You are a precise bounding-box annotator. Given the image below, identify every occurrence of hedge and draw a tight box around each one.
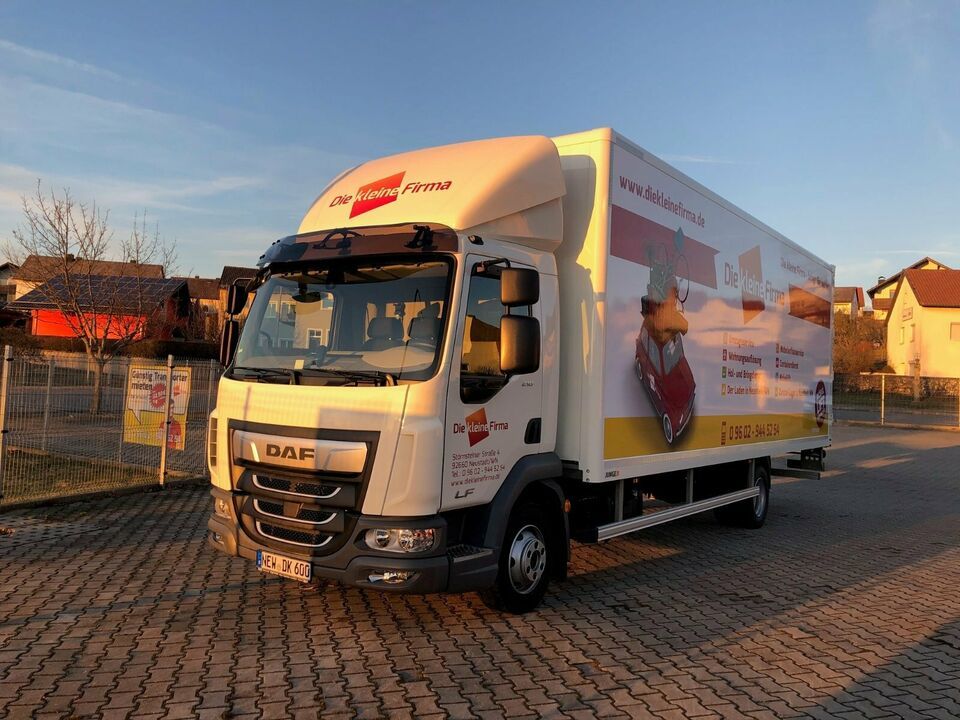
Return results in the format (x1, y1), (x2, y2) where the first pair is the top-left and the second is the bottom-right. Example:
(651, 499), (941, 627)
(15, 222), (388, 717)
(0, 330), (218, 360)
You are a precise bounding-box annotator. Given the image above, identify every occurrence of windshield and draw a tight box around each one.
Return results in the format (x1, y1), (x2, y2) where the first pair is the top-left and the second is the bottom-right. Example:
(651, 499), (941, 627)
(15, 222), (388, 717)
(662, 334), (685, 375)
(233, 256), (453, 384)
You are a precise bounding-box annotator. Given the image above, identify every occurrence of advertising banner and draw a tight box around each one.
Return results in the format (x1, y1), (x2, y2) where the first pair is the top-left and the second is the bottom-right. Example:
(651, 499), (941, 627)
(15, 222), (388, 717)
(122, 364), (192, 450)
(604, 146), (832, 460)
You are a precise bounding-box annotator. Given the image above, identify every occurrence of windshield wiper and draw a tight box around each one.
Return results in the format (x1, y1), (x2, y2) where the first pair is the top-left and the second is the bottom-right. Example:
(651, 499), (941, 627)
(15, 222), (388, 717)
(298, 367), (398, 386)
(230, 366), (296, 383)
(231, 365), (398, 387)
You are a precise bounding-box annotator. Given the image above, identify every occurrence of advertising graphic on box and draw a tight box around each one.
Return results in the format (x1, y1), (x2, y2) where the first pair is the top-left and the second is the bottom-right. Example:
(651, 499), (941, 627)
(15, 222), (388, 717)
(605, 146), (833, 459)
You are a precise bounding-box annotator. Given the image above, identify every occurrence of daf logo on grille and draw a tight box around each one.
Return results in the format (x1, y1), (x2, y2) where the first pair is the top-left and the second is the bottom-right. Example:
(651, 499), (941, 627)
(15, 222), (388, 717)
(266, 443), (316, 462)
(234, 430), (368, 473)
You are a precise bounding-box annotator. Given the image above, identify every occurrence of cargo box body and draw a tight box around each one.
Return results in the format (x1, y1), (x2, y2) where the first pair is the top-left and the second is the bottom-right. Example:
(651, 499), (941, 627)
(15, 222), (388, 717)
(553, 129), (834, 484)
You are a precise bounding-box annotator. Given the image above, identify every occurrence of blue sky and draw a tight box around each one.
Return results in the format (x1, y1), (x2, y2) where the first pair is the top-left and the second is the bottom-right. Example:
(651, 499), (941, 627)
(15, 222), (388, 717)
(1, 1), (958, 296)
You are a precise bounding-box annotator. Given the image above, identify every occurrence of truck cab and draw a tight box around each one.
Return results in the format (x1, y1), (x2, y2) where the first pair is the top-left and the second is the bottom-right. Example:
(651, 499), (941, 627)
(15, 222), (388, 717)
(208, 136), (567, 612)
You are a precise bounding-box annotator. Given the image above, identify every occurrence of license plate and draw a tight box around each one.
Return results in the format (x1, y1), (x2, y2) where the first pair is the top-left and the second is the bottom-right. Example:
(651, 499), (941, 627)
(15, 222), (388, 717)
(256, 549), (311, 583)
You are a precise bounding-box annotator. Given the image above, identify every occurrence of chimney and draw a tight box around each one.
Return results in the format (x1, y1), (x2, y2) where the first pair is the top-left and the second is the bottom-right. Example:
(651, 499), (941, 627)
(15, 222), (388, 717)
(66, 253), (75, 262)
(877, 276), (885, 285)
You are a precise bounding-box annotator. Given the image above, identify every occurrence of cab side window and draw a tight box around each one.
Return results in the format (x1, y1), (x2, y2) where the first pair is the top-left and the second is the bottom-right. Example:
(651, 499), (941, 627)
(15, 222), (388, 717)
(460, 263), (529, 403)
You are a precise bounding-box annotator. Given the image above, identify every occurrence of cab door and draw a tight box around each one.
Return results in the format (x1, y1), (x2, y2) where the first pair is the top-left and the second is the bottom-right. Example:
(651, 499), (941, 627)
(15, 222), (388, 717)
(441, 255), (543, 510)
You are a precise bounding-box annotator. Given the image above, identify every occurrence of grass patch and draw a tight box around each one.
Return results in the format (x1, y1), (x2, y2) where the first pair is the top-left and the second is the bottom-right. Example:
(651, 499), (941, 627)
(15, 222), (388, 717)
(1, 448), (159, 505)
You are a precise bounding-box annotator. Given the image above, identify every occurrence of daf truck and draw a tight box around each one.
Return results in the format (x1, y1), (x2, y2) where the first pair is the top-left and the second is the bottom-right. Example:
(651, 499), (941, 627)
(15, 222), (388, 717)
(208, 129), (834, 613)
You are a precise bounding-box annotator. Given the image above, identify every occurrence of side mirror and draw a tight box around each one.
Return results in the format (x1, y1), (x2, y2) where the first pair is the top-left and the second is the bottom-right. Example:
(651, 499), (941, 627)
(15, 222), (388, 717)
(226, 283), (249, 316)
(500, 315), (540, 375)
(219, 318), (240, 367)
(500, 268), (539, 307)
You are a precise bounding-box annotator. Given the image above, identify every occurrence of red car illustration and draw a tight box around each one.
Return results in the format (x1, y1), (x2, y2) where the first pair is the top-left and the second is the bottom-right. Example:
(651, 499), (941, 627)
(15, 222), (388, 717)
(635, 320), (696, 444)
(635, 229), (696, 444)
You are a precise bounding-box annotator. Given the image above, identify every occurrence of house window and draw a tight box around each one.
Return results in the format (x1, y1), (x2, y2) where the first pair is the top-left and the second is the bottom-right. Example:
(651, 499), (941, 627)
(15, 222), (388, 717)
(910, 324), (915, 341)
(899, 327), (904, 345)
(951, 323), (960, 341)
(308, 328), (324, 347)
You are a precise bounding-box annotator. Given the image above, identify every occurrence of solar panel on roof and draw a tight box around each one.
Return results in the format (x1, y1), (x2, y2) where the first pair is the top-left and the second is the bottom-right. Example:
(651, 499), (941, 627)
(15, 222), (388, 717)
(8, 275), (186, 314)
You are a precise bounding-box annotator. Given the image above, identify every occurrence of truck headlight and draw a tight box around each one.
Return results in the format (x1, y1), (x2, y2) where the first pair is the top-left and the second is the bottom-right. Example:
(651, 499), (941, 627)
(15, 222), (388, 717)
(214, 497), (231, 519)
(364, 528), (437, 553)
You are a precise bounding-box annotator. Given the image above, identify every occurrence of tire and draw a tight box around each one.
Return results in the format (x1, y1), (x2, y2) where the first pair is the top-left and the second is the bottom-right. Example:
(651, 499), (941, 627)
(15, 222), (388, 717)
(662, 414), (674, 444)
(715, 463), (770, 529)
(480, 503), (554, 614)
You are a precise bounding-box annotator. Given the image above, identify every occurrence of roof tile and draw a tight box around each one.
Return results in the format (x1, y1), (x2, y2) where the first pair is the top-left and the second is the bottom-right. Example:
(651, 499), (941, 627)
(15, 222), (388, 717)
(904, 269), (960, 308)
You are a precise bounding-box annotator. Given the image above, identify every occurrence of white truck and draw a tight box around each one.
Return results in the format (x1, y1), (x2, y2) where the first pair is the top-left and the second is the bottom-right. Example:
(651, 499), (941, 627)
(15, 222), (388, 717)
(208, 129), (833, 613)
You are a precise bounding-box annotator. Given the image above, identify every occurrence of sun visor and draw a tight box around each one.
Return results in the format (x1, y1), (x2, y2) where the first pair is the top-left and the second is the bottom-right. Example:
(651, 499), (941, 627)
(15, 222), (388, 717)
(298, 135), (566, 251)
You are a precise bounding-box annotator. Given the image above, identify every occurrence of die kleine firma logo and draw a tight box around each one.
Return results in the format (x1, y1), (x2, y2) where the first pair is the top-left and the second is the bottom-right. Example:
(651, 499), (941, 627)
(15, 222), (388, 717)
(453, 408), (509, 447)
(327, 171), (453, 219)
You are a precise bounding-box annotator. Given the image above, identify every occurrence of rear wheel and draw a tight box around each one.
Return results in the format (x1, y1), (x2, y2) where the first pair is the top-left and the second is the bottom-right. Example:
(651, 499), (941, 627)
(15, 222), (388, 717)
(481, 503), (553, 614)
(715, 463), (770, 528)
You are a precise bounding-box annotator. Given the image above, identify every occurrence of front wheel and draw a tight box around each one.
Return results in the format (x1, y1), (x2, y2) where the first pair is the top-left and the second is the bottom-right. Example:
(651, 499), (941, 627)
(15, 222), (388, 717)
(662, 414), (675, 444)
(481, 504), (553, 614)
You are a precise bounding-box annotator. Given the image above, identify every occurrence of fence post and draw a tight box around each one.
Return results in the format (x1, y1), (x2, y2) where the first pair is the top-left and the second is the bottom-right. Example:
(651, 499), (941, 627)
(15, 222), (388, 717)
(0, 346), (13, 502)
(117, 358), (129, 463)
(158, 354), (174, 487)
(880, 374), (885, 426)
(41, 357), (54, 452)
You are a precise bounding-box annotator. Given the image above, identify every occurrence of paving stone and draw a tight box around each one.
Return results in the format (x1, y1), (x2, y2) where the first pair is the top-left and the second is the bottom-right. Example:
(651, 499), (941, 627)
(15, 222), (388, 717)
(2, 425), (960, 719)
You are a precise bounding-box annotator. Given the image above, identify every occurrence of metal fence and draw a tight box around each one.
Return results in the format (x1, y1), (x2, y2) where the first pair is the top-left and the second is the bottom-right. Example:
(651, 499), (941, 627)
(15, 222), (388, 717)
(834, 372), (960, 428)
(0, 348), (220, 507)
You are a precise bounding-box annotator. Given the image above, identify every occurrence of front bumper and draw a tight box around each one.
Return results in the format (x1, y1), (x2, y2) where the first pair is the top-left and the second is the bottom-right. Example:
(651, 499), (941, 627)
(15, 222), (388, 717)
(207, 489), (497, 594)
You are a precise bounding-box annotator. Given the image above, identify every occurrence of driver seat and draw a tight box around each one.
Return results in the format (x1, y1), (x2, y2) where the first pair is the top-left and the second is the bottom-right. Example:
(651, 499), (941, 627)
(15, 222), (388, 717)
(364, 317), (403, 350)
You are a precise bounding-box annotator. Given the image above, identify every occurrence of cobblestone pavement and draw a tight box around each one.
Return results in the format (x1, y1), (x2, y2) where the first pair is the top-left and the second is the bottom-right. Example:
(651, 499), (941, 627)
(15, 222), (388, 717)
(1, 424), (959, 719)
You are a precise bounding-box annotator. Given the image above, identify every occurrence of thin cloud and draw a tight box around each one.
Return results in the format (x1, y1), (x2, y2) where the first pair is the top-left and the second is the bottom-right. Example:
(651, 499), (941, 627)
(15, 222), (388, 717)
(873, 249), (960, 257)
(0, 162), (263, 214)
(0, 76), (222, 132)
(0, 38), (126, 83)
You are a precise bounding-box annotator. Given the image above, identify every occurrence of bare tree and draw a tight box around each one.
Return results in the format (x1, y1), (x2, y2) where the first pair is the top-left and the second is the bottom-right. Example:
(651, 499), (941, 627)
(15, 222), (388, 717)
(833, 311), (886, 375)
(7, 183), (178, 413)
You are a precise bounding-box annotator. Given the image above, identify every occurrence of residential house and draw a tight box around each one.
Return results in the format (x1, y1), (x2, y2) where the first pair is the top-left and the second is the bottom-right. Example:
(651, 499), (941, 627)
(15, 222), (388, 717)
(867, 257), (950, 321)
(180, 276), (221, 339)
(885, 269), (960, 377)
(218, 265), (258, 320)
(8, 276), (191, 341)
(0, 262), (20, 305)
(10, 255), (165, 301)
(219, 265), (257, 291)
(833, 286), (864, 316)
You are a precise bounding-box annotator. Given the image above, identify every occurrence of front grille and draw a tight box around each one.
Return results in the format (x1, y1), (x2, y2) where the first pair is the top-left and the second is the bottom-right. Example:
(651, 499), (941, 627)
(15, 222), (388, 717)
(253, 499), (337, 526)
(229, 424), (378, 557)
(256, 522), (333, 548)
(253, 474), (342, 499)
(298, 507), (336, 524)
(255, 499), (283, 515)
